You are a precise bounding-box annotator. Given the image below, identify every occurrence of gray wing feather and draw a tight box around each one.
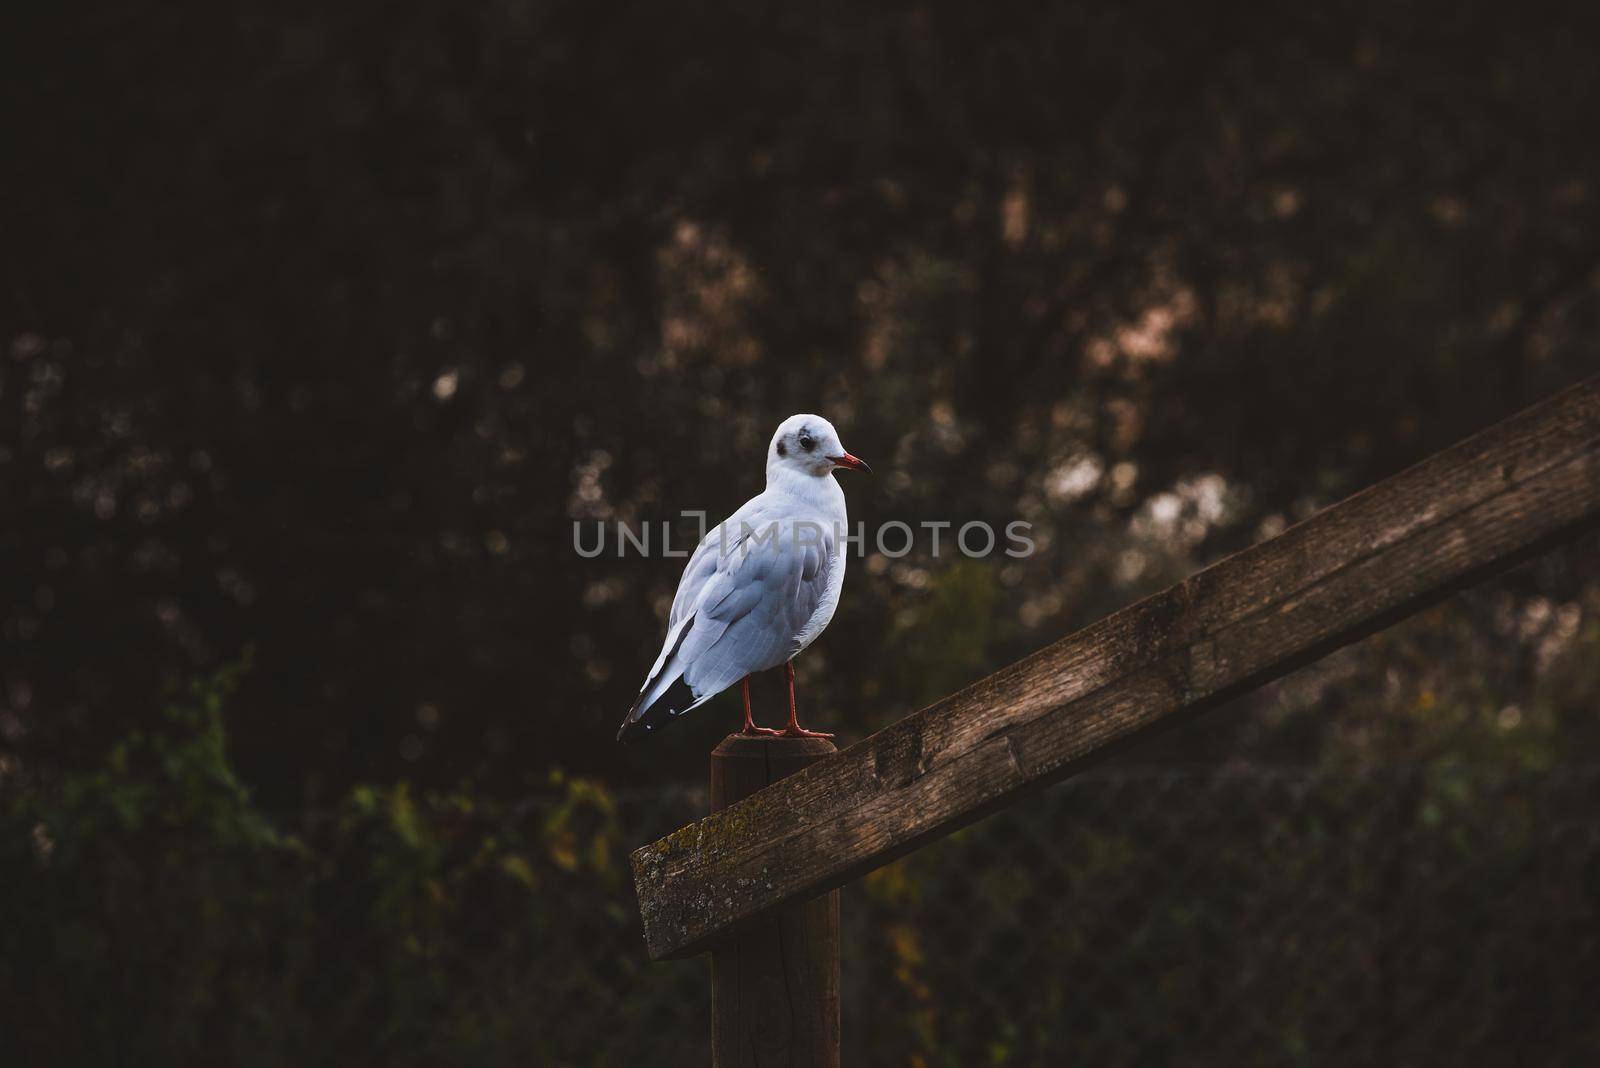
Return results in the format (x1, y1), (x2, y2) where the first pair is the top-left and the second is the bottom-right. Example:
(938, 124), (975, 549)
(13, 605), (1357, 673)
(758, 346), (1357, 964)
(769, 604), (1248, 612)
(623, 506), (835, 736)
(677, 517), (834, 699)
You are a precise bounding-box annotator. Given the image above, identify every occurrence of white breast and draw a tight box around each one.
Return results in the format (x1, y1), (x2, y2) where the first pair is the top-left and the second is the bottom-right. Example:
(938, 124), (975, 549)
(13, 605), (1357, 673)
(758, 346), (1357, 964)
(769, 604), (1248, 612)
(764, 466), (848, 659)
(791, 530), (845, 657)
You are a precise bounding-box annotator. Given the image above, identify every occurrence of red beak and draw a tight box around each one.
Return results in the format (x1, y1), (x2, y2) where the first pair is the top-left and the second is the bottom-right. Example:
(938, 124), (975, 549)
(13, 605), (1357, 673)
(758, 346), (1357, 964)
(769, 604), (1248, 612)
(829, 451), (872, 474)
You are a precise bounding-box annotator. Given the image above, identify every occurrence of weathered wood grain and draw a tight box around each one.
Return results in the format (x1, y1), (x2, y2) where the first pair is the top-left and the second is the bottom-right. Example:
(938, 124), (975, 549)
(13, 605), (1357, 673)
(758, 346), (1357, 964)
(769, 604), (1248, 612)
(632, 375), (1600, 961)
(709, 734), (839, 1067)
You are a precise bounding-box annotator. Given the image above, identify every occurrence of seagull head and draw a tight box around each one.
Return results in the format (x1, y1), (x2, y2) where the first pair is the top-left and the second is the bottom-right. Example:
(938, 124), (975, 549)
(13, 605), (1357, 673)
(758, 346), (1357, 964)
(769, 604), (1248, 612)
(768, 414), (871, 479)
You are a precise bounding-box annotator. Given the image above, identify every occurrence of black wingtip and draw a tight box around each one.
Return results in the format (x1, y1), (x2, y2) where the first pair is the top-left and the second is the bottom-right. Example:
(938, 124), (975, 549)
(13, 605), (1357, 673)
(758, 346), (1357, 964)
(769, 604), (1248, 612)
(616, 675), (698, 744)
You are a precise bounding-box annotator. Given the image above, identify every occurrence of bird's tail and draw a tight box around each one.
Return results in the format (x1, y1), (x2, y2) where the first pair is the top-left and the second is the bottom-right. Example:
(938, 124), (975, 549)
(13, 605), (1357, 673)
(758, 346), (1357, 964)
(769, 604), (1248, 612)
(617, 618), (705, 743)
(616, 673), (700, 743)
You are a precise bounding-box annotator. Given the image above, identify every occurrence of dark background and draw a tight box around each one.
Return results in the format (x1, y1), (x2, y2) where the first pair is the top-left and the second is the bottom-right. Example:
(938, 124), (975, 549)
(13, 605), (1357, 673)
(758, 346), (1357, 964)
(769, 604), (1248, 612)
(3, 1), (1598, 1063)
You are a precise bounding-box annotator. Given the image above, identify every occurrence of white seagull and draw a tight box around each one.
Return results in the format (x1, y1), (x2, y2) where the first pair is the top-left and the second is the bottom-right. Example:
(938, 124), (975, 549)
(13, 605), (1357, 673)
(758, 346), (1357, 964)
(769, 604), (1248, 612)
(616, 414), (870, 742)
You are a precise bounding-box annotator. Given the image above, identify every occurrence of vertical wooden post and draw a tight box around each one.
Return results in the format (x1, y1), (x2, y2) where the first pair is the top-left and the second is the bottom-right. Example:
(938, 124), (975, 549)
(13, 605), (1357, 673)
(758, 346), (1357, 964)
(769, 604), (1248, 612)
(710, 733), (840, 1068)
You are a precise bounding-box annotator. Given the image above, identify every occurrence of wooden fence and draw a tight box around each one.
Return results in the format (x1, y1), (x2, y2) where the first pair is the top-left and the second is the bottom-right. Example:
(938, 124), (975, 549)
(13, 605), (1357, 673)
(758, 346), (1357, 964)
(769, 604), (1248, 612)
(630, 374), (1600, 1064)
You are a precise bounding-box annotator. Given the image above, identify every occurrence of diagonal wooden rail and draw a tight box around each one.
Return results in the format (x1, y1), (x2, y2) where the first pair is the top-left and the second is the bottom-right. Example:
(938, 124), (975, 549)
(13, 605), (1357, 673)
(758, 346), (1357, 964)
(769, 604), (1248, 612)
(632, 375), (1600, 961)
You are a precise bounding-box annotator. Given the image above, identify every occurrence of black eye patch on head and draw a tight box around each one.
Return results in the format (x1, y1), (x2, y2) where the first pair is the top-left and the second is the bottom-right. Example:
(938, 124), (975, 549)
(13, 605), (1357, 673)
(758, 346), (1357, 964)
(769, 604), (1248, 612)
(798, 430), (815, 451)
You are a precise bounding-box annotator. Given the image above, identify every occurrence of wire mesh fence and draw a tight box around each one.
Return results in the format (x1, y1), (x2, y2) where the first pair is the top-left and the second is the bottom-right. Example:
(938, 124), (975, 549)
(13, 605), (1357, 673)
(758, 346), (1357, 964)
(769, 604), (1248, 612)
(566, 763), (1600, 1066)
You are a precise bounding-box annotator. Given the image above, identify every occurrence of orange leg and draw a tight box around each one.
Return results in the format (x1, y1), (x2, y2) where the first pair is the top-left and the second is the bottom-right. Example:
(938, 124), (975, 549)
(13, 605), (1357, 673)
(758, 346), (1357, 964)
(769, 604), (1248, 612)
(741, 675), (780, 736)
(782, 661), (834, 738)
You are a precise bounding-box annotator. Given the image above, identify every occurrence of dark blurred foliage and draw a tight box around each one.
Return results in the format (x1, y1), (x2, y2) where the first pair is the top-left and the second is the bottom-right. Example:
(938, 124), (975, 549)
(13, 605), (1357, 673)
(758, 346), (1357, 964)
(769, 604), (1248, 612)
(3, 0), (1600, 1061)
(0, 666), (703, 1066)
(5, 0), (1598, 800)
(1, 611), (1596, 1065)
